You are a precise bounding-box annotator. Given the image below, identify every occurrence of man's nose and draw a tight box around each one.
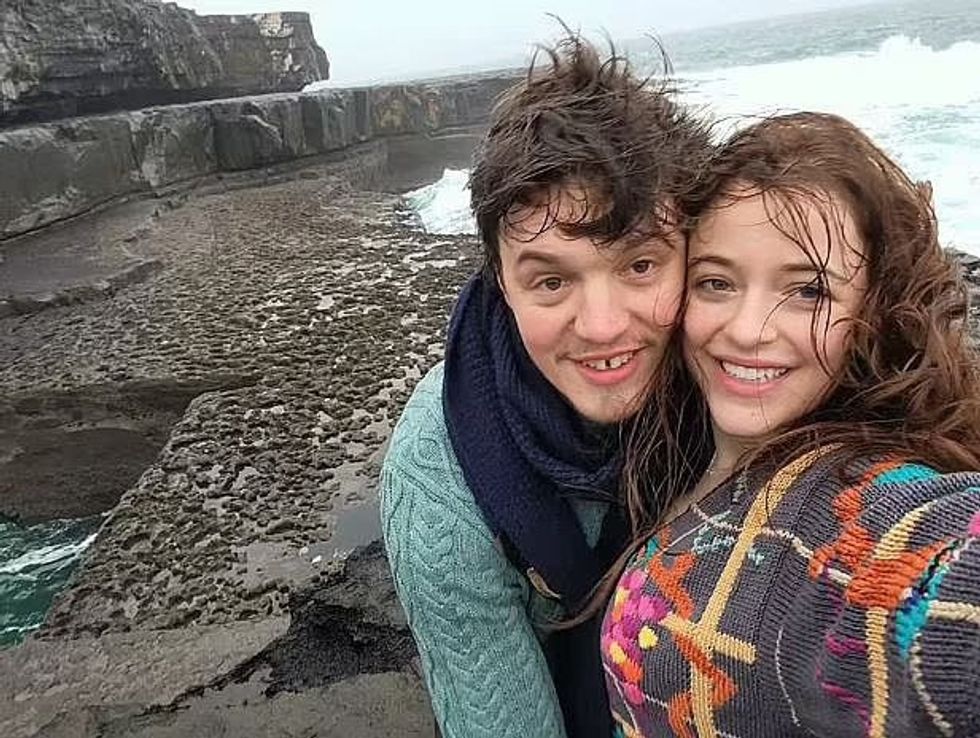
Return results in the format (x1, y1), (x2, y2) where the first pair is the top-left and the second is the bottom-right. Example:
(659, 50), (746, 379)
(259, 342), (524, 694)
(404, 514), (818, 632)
(574, 282), (629, 344)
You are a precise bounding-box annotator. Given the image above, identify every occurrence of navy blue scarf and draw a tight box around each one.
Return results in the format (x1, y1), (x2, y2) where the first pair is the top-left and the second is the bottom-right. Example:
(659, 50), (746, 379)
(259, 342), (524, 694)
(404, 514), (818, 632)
(443, 273), (627, 607)
(443, 273), (627, 737)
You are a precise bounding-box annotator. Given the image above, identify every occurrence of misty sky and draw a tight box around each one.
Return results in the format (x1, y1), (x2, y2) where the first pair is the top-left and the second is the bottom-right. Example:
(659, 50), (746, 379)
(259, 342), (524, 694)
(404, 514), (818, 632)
(178, 0), (890, 84)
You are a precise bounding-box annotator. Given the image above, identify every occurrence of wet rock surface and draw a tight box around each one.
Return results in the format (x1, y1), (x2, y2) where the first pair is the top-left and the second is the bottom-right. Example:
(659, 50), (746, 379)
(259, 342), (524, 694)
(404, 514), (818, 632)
(0, 159), (475, 735)
(0, 1), (329, 127)
(1, 545), (431, 738)
(0, 164), (479, 638)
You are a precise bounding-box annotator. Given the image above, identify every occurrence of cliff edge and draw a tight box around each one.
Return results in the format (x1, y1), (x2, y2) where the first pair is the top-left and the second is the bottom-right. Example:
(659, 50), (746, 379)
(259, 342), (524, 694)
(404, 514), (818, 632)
(0, 0), (329, 126)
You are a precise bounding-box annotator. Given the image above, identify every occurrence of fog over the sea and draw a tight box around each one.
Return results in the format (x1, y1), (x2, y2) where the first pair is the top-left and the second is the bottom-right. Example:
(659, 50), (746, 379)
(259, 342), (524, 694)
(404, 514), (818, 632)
(177, 0), (897, 84)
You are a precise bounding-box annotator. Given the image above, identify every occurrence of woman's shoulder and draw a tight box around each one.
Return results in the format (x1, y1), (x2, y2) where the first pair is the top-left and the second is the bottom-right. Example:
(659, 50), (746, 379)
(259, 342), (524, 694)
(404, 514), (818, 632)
(768, 445), (978, 507)
(766, 446), (980, 736)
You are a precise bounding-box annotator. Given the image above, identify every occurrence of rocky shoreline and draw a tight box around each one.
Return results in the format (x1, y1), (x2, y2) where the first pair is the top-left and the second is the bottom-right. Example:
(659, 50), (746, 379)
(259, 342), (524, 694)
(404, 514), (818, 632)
(0, 154), (483, 735)
(2, 29), (980, 728)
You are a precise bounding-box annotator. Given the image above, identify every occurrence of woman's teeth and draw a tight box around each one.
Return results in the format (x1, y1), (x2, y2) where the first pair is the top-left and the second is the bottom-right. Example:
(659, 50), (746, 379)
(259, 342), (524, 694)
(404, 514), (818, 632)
(721, 361), (788, 382)
(583, 351), (635, 371)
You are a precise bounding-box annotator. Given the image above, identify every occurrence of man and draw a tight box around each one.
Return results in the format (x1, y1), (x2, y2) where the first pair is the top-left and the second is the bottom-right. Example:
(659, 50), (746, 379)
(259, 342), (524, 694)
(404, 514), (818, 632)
(381, 33), (712, 738)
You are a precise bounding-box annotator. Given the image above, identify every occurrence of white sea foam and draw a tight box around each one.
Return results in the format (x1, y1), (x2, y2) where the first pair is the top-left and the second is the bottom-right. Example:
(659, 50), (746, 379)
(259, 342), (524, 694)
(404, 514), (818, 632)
(405, 35), (980, 254)
(0, 532), (97, 576)
(680, 34), (980, 252)
(403, 168), (476, 235)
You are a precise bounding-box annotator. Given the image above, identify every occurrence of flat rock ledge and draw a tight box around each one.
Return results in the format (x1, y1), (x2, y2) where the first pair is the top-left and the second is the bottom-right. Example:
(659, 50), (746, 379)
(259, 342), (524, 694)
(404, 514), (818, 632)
(0, 158), (481, 735)
(0, 543), (433, 738)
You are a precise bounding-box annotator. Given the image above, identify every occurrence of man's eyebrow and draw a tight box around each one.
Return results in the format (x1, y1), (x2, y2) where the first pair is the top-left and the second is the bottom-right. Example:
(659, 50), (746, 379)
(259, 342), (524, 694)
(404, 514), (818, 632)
(513, 249), (564, 269)
(690, 253), (848, 283)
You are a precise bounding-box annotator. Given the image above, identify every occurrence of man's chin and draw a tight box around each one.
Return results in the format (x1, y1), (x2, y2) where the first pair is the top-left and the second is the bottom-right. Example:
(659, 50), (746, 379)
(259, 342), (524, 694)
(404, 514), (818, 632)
(569, 393), (640, 425)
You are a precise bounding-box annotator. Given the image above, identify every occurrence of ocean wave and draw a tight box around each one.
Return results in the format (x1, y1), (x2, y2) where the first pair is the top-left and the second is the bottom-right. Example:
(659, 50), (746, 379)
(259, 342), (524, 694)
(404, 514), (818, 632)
(403, 35), (980, 250)
(679, 33), (980, 254)
(0, 532), (97, 576)
(684, 34), (980, 119)
(404, 168), (476, 235)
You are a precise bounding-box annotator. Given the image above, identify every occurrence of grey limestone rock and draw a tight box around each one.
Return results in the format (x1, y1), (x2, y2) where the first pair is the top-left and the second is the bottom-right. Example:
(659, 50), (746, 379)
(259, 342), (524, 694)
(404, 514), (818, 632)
(0, 72), (521, 239)
(0, 0), (329, 127)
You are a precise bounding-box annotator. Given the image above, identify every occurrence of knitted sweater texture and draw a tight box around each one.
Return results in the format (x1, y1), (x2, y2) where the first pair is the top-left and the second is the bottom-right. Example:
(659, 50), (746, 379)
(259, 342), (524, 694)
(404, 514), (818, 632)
(381, 362), (605, 738)
(603, 447), (980, 738)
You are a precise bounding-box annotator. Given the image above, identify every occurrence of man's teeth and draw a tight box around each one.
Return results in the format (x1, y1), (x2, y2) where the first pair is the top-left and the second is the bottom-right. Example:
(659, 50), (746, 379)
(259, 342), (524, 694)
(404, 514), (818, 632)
(583, 352), (635, 371)
(721, 361), (788, 382)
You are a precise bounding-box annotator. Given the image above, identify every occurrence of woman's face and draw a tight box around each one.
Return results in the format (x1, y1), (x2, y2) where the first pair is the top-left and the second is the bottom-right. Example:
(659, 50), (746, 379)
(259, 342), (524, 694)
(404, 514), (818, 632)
(683, 189), (867, 447)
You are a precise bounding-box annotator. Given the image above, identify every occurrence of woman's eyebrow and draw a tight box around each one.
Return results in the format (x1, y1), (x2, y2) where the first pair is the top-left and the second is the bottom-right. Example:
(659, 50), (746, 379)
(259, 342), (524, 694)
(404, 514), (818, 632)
(689, 254), (851, 285)
(780, 263), (847, 284)
(688, 254), (735, 269)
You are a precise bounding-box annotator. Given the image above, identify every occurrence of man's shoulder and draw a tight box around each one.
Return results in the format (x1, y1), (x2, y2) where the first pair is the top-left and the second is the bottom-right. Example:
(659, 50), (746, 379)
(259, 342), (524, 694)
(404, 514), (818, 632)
(383, 361), (461, 482)
(381, 360), (500, 545)
(390, 360), (448, 443)
(402, 360), (446, 414)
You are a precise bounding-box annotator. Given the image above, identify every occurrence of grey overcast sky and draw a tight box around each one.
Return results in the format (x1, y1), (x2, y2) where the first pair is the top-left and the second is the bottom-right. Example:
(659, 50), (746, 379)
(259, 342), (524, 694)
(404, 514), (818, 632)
(178, 0), (889, 84)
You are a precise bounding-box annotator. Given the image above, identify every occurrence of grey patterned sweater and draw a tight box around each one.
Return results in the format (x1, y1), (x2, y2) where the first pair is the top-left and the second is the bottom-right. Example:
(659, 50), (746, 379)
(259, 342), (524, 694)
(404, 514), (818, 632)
(603, 447), (980, 738)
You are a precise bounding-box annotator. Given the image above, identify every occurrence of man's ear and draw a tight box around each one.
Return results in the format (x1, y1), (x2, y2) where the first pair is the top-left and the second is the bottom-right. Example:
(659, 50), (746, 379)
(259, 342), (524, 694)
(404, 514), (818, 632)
(497, 273), (507, 300)
(496, 268), (513, 308)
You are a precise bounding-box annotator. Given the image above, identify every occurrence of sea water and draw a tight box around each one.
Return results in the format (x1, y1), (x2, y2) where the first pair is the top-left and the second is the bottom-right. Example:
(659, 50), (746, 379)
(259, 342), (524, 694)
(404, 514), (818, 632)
(0, 516), (100, 647)
(407, 0), (980, 253)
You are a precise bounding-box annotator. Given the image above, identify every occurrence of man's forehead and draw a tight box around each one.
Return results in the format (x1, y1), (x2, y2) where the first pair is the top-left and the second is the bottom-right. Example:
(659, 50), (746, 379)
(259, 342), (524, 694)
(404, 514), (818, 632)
(500, 223), (681, 264)
(504, 184), (606, 231)
(501, 187), (677, 248)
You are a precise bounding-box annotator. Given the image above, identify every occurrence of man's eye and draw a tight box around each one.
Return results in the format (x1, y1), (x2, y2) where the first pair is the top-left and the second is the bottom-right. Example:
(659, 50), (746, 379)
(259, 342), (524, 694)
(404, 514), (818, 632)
(540, 277), (564, 292)
(630, 259), (654, 275)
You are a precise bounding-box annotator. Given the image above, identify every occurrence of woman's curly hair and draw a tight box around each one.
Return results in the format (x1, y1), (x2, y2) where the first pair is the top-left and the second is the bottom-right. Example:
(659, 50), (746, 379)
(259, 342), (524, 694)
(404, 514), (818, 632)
(624, 111), (980, 535)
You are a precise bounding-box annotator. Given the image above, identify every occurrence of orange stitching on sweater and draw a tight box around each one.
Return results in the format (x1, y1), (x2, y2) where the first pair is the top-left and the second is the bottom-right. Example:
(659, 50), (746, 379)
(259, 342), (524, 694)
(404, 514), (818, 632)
(667, 692), (695, 738)
(647, 549), (697, 620)
(811, 460), (904, 580)
(848, 542), (949, 610)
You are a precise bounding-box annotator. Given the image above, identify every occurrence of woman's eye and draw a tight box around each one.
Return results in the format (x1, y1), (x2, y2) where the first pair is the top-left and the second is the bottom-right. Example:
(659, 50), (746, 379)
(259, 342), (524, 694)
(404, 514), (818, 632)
(795, 280), (826, 300)
(540, 277), (564, 292)
(698, 277), (732, 292)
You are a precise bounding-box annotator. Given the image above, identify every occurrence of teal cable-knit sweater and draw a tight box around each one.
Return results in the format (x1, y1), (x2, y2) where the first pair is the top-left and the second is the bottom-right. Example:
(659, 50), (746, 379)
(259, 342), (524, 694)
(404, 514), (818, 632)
(380, 362), (606, 738)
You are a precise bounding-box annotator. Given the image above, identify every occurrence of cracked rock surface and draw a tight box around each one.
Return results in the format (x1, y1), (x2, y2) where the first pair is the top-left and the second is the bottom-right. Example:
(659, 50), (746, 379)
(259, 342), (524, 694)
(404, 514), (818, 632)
(0, 160), (478, 735)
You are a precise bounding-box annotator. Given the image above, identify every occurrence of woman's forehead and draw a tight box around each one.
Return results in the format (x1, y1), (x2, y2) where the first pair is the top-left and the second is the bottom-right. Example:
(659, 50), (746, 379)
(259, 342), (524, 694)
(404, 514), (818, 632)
(691, 188), (867, 278)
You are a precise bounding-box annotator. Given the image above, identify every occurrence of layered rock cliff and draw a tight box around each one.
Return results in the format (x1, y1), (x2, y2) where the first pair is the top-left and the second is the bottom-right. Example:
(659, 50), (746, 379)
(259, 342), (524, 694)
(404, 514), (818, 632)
(0, 72), (518, 245)
(0, 0), (329, 127)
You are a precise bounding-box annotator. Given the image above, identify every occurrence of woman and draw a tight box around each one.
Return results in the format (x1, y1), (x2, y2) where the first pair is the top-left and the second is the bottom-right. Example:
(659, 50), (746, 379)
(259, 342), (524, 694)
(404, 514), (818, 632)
(602, 113), (980, 737)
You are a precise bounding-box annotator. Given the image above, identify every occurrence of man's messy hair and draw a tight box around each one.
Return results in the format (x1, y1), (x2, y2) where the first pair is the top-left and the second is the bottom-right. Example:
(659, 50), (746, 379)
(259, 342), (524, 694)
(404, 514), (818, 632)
(469, 30), (713, 274)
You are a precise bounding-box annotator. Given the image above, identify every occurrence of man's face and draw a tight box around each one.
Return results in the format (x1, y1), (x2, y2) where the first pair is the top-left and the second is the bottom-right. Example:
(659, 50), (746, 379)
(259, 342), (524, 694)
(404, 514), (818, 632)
(498, 197), (685, 424)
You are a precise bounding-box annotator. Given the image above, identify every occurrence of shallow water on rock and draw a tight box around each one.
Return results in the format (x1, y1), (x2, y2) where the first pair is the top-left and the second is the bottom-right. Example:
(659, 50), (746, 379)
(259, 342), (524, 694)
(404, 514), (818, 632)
(0, 515), (100, 647)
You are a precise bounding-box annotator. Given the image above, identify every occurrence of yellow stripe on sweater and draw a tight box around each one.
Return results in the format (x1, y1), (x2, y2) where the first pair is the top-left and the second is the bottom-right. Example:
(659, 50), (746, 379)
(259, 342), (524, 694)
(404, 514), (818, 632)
(688, 448), (831, 737)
